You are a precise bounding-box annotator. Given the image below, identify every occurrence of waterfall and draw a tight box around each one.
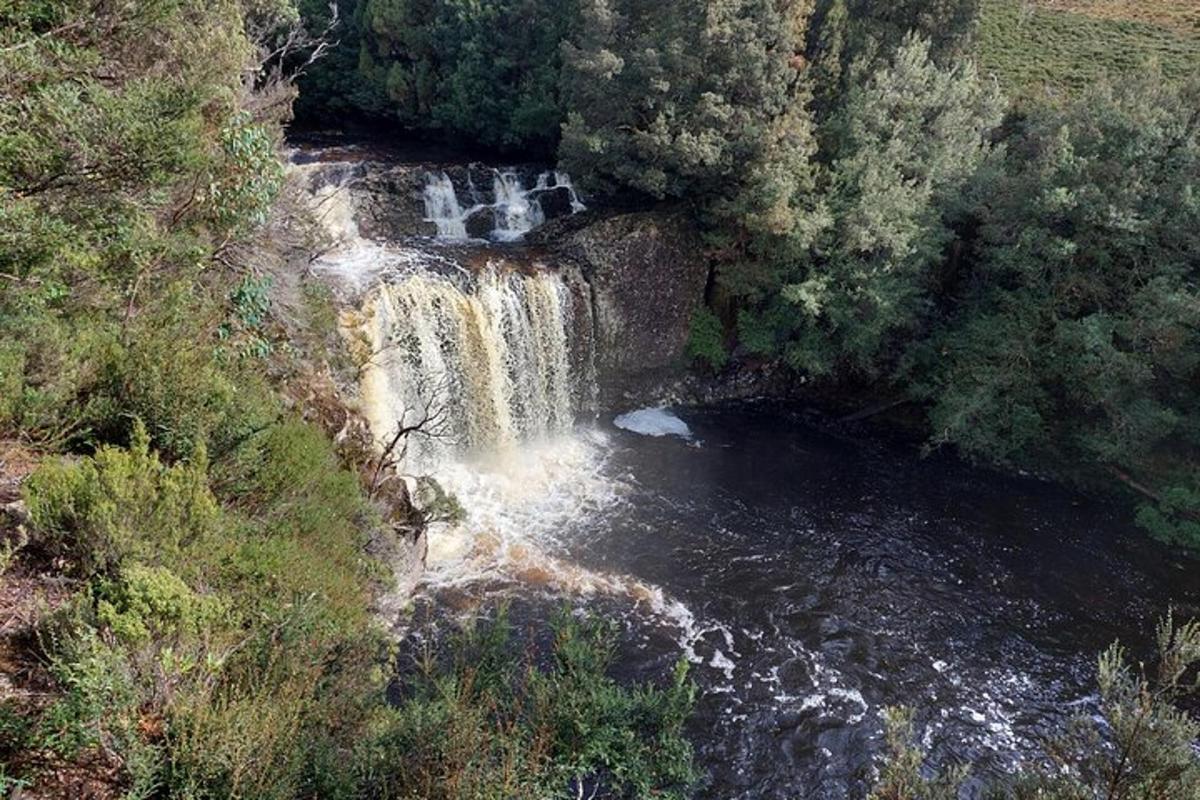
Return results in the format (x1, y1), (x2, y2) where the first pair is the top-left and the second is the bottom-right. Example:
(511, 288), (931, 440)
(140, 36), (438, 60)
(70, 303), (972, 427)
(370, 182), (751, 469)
(421, 168), (586, 242)
(358, 265), (590, 473)
(422, 173), (469, 239)
(491, 171), (546, 241)
(297, 154), (657, 607)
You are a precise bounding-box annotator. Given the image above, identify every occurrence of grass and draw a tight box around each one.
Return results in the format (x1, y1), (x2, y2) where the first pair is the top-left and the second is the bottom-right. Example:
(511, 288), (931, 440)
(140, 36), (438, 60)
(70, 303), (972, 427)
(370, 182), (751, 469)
(1035, 0), (1200, 34)
(977, 0), (1200, 93)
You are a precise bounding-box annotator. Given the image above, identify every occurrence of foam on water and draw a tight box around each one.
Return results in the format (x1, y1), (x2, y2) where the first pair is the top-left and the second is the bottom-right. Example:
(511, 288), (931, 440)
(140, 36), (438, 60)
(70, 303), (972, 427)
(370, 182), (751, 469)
(613, 407), (693, 439)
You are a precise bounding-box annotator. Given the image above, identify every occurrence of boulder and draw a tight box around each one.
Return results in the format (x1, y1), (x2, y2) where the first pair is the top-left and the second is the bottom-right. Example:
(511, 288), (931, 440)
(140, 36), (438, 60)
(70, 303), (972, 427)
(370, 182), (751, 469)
(464, 206), (496, 239)
(535, 185), (576, 220)
(357, 164), (439, 239)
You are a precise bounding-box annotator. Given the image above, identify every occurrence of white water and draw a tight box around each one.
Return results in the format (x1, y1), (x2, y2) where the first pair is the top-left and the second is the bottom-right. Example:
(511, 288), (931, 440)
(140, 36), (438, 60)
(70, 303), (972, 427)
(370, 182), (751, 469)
(422, 173), (470, 239)
(422, 168), (585, 242)
(614, 407), (694, 439)
(357, 267), (584, 472)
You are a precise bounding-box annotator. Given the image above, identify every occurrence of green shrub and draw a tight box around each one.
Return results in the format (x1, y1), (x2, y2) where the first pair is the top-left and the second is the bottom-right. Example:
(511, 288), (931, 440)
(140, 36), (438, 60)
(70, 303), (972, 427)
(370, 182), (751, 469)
(868, 707), (967, 800)
(23, 420), (219, 577)
(356, 610), (697, 800)
(95, 563), (229, 644)
(1134, 480), (1200, 550)
(0, 313), (120, 447)
(35, 628), (143, 755)
(872, 613), (1200, 799)
(686, 306), (728, 372)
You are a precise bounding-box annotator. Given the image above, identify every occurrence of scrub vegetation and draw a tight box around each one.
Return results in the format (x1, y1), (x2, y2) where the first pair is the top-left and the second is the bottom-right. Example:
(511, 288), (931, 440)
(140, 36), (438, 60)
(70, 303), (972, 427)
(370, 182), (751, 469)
(0, 1), (692, 796)
(2, 0), (1198, 795)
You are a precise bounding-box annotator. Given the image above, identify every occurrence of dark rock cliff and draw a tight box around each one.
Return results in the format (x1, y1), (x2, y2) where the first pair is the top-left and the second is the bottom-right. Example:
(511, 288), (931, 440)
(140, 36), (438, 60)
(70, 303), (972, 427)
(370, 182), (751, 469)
(552, 211), (711, 408)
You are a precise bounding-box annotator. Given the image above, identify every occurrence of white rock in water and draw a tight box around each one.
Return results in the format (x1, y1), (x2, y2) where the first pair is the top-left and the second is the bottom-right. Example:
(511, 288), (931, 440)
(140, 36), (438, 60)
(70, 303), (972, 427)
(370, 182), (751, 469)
(613, 407), (692, 439)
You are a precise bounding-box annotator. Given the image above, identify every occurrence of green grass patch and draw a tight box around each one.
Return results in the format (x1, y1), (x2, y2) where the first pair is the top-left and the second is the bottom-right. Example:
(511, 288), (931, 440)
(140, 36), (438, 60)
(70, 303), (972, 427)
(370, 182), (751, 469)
(978, 0), (1200, 93)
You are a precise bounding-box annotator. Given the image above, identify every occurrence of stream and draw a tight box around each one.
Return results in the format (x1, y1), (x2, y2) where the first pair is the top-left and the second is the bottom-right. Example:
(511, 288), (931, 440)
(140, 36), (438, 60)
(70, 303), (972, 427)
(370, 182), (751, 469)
(406, 403), (1199, 798)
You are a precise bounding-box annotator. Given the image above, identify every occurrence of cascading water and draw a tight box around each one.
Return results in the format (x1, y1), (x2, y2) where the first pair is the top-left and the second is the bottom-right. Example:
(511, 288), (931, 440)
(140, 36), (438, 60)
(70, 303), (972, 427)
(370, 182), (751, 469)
(422, 168), (585, 242)
(295, 155), (654, 598)
(421, 173), (470, 239)
(357, 267), (583, 473)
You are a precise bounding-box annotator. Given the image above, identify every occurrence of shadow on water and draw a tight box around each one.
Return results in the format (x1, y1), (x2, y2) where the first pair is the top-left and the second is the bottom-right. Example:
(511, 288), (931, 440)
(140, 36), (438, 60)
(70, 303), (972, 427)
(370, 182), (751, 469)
(406, 400), (1199, 799)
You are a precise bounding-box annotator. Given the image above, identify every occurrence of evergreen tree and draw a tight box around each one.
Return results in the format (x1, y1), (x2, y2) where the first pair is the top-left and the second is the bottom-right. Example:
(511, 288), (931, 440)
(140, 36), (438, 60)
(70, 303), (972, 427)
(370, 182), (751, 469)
(911, 74), (1200, 546)
(344, 0), (574, 152)
(730, 36), (1002, 377)
(558, 0), (818, 203)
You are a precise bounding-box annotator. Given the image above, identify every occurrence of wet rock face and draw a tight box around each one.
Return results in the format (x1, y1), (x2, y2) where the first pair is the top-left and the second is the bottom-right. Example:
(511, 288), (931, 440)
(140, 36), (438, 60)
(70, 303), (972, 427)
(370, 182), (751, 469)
(537, 185), (577, 218)
(356, 165), (439, 239)
(556, 211), (711, 408)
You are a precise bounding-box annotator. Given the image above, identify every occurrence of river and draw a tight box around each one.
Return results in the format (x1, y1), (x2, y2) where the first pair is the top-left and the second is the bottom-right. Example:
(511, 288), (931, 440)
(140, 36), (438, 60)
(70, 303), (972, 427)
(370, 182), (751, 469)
(405, 403), (1198, 798)
(295, 149), (1200, 798)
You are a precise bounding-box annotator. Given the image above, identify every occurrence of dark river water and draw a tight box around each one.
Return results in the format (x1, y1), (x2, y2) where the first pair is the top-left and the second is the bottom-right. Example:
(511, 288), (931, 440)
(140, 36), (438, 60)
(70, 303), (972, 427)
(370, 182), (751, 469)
(411, 401), (1199, 799)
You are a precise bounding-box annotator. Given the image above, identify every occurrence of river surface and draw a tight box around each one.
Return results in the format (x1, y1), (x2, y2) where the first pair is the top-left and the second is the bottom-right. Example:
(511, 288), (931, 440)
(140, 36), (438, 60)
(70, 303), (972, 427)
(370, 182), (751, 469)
(405, 402), (1199, 799)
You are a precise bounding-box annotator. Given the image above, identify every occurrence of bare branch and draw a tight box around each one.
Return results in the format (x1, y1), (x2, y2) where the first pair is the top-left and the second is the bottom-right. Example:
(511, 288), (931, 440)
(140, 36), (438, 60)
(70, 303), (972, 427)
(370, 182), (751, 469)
(367, 373), (453, 499)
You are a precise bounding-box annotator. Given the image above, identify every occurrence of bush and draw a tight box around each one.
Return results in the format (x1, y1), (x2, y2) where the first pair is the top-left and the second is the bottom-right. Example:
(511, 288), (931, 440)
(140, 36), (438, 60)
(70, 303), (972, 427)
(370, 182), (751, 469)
(95, 563), (229, 645)
(23, 420), (219, 577)
(356, 610), (697, 800)
(686, 306), (729, 372)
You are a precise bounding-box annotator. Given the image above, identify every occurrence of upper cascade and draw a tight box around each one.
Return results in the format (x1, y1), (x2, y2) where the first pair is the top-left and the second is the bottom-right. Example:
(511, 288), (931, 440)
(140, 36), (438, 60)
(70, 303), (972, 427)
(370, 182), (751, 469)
(422, 168), (586, 242)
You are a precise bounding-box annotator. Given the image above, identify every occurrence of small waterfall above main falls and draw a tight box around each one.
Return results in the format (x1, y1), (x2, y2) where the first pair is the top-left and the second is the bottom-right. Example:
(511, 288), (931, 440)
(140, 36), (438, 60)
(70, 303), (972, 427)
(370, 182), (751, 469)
(422, 168), (585, 242)
(421, 173), (470, 240)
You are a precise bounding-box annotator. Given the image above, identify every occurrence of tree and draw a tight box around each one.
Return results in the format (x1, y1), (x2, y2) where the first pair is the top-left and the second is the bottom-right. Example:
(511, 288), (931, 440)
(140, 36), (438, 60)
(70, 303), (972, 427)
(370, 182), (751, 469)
(330, 0), (575, 152)
(911, 74), (1200, 546)
(558, 0), (817, 202)
(729, 35), (1002, 377)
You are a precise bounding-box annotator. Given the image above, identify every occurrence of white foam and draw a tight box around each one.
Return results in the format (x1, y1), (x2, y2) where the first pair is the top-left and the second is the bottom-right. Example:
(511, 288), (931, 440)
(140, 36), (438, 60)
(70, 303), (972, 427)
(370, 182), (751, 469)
(613, 407), (693, 439)
(423, 430), (621, 586)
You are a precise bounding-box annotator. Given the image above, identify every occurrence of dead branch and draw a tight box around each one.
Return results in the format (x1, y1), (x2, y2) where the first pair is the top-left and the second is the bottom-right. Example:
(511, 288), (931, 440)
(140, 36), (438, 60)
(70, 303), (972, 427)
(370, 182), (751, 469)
(367, 375), (452, 499)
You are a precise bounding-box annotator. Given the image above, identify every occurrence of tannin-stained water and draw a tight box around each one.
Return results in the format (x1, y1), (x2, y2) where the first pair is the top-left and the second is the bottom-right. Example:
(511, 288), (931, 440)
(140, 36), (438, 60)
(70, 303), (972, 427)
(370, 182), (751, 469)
(297, 157), (1198, 798)
(406, 403), (1199, 799)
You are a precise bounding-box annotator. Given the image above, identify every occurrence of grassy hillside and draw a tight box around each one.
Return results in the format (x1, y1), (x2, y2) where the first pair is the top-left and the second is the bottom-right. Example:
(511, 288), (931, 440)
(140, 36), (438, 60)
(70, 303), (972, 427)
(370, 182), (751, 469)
(1038, 0), (1200, 34)
(978, 0), (1200, 92)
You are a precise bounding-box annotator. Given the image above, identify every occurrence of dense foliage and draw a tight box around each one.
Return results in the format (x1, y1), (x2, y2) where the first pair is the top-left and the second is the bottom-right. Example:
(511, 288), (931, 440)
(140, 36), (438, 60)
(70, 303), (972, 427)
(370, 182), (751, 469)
(913, 76), (1200, 545)
(297, 0), (573, 152)
(296, 0), (1200, 547)
(361, 611), (695, 799)
(0, 1), (696, 796)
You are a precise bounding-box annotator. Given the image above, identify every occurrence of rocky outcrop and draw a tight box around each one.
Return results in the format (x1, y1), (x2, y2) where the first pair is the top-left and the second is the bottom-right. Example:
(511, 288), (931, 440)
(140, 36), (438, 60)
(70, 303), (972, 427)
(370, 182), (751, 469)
(553, 211), (711, 408)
